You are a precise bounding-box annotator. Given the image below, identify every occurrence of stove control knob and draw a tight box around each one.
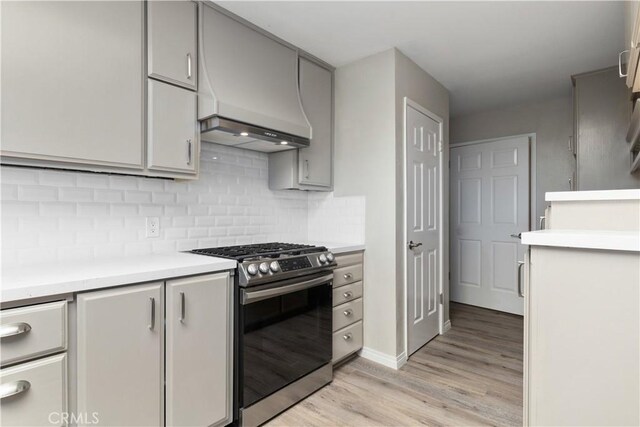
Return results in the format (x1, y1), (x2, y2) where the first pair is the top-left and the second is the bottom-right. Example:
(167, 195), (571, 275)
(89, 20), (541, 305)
(247, 264), (258, 276)
(270, 261), (280, 272)
(326, 252), (335, 262)
(259, 262), (270, 274)
(318, 254), (327, 264)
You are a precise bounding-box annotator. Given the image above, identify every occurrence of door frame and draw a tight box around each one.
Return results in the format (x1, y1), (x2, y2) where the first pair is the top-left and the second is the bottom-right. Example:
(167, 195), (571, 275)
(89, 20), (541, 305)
(402, 97), (445, 359)
(449, 133), (537, 231)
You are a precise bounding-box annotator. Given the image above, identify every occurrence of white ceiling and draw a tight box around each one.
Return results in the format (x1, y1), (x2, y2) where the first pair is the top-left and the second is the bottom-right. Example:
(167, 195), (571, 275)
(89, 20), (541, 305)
(217, 1), (624, 117)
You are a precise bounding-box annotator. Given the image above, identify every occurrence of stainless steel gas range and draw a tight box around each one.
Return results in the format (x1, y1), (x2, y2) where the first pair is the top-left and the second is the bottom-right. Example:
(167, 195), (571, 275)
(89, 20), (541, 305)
(192, 243), (336, 426)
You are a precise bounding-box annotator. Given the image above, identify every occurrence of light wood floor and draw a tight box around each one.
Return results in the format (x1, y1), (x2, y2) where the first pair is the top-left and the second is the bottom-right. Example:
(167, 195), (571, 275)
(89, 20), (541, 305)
(265, 303), (523, 427)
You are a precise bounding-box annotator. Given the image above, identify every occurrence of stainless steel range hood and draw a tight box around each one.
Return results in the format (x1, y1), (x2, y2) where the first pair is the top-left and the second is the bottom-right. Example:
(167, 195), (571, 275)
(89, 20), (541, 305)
(198, 4), (311, 153)
(200, 117), (310, 153)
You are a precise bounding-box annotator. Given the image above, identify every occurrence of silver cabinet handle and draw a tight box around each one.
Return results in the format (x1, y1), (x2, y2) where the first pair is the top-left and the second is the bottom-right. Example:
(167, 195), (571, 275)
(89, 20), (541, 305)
(408, 240), (422, 250)
(517, 261), (525, 298)
(619, 50), (630, 78)
(343, 273), (353, 280)
(305, 159), (310, 179)
(343, 309), (353, 317)
(179, 292), (185, 323)
(569, 177), (572, 190)
(187, 53), (192, 79)
(343, 333), (353, 341)
(343, 291), (353, 299)
(186, 139), (192, 165)
(539, 216), (546, 230)
(0, 380), (30, 400)
(148, 297), (155, 330)
(0, 322), (32, 339)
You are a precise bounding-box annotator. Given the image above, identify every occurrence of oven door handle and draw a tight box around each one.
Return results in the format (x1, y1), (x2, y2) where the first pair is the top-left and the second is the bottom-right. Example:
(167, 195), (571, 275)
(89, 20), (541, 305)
(242, 274), (333, 305)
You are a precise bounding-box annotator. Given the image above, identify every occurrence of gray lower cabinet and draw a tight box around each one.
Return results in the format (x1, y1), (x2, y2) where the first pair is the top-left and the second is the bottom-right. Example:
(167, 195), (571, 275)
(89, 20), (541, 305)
(0, 1), (144, 170)
(147, 80), (198, 175)
(76, 273), (232, 426)
(165, 273), (232, 427)
(0, 354), (68, 427)
(0, 300), (69, 427)
(76, 283), (164, 427)
(147, 1), (197, 90)
(269, 58), (333, 190)
(332, 252), (364, 364)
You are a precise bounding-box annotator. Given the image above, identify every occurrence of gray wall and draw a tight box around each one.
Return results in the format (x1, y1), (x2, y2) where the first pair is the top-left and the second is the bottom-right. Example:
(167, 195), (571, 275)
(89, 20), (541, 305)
(334, 49), (398, 357)
(574, 67), (640, 190)
(334, 48), (450, 361)
(450, 96), (574, 222)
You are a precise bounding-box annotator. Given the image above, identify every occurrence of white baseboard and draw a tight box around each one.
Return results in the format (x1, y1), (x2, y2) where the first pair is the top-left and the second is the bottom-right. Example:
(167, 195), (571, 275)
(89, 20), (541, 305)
(442, 319), (452, 333)
(359, 347), (407, 370)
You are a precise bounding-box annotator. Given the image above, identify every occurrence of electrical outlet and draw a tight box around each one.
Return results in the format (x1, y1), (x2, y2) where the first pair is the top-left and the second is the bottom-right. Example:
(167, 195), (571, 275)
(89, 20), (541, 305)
(146, 217), (160, 238)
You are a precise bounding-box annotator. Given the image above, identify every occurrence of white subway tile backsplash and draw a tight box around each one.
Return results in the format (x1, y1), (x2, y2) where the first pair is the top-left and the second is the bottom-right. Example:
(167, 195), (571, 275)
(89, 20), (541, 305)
(1, 143), (365, 265)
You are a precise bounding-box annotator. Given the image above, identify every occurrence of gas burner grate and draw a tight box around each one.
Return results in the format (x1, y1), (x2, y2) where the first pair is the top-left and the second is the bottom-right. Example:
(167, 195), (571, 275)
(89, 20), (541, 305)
(191, 242), (323, 261)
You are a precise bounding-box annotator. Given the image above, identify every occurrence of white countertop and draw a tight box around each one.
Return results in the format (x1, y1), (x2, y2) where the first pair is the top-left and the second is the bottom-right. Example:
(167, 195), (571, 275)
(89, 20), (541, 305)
(546, 189), (640, 202)
(522, 230), (640, 252)
(1, 252), (236, 303)
(307, 242), (366, 255)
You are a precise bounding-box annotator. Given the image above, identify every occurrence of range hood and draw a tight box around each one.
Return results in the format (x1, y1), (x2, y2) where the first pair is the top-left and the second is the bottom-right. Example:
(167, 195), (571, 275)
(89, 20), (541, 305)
(198, 4), (311, 153)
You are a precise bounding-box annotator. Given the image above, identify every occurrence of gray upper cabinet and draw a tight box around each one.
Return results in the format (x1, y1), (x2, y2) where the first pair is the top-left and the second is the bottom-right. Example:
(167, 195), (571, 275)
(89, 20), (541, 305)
(299, 58), (333, 187)
(147, 79), (198, 174)
(269, 58), (333, 190)
(147, 1), (197, 90)
(0, 1), (144, 170)
(76, 283), (164, 427)
(165, 273), (232, 427)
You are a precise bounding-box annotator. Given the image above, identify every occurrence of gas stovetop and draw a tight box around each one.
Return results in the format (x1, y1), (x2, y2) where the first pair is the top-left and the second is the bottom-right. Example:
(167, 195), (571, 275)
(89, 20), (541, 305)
(191, 242), (336, 287)
(191, 242), (320, 262)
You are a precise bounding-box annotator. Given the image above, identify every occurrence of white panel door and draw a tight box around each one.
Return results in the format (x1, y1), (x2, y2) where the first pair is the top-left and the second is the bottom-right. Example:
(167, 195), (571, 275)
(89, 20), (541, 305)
(406, 105), (442, 355)
(450, 137), (529, 315)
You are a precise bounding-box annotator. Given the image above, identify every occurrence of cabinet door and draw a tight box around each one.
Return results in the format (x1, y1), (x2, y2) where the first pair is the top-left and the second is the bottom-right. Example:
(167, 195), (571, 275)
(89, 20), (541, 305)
(148, 1), (197, 90)
(298, 58), (333, 187)
(1, 1), (144, 169)
(147, 79), (198, 174)
(77, 283), (163, 427)
(166, 273), (232, 427)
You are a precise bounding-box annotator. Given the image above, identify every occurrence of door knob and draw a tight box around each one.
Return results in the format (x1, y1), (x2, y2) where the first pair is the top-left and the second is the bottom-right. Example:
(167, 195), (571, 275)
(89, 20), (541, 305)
(408, 240), (422, 250)
(510, 233), (522, 239)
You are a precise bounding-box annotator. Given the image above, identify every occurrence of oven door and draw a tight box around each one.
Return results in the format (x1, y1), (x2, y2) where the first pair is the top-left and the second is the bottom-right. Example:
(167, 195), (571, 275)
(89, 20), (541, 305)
(240, 272), (332, 408)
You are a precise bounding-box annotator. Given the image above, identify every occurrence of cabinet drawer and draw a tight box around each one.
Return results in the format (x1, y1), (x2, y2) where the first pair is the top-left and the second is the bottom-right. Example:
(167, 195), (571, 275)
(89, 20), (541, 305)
(1, 301), (67, 366)
(333, 298), (363, 332)
(333, 264), (363, 288)
(334, 252), (363, 267)
(0, 353), (67, 426)
(332, 282), (363, 307)
(333, 321), (363, 363)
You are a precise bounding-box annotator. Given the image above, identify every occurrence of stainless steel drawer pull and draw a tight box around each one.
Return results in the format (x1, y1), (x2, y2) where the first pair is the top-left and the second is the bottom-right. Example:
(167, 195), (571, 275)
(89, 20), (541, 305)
(149, 297), (155, 330)
(343, 333), (353, 341)
(187, 53), (192, 79)
(619, 50), (630, 78)
(343, 273), (353, 280)
(517, 261), (525, 298)
(186, 139), (193, 165)
(179, 292), (185, 323)
(0, 322), (32, 339)
(0, 380), (30, 400)
(343, 309), (353, 317)
(343, 291), (353, 298)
